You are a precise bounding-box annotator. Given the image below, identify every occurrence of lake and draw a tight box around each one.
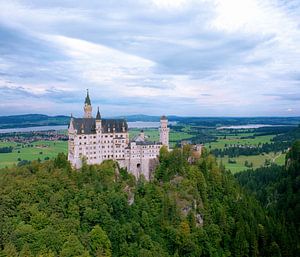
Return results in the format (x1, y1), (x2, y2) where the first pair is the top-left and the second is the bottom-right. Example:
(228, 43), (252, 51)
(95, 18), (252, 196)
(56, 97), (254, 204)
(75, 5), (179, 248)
(217, 124), (293, 130)
(0, 121), (176, 134)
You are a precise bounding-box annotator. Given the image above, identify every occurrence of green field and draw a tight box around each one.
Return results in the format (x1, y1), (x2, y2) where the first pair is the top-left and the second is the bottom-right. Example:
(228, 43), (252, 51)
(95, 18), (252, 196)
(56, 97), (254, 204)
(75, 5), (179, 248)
(204, 132), (286, 173)
(0, 127), (287, 172)
(205, 134), (274, 150)
(219, 152), (285, 174)
(0, 140), (67, 168)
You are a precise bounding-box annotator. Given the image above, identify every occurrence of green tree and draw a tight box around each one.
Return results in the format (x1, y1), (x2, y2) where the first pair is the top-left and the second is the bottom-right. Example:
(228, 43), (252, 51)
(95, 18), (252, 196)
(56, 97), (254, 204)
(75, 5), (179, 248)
(19, 243), (33, 257)
(88, 225), (112, 257)
(2, 242), (18, 257)
(60, 235), (85, 257)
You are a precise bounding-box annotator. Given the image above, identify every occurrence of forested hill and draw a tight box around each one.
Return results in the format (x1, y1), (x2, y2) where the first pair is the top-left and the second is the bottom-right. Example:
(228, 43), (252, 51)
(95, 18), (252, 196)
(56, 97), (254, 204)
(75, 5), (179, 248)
(1, 114), (300, 129)
(1, 147), (298, 256)
(235, 140), (300, 254)
(0, 114), (70, 129)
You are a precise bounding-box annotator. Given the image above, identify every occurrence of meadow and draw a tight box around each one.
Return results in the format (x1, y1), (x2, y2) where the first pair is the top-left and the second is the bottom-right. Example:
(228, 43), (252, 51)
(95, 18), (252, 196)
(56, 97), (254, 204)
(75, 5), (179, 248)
(0, 126), (288, 172)
(204, 132), (286, 173)
(0, 140), (67, 168)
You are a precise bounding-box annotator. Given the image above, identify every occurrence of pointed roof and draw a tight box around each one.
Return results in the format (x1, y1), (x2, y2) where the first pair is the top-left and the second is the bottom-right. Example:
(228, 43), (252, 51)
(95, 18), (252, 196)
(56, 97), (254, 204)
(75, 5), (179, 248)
(68, 114), (75, 130)
(160, 115), (167, 120)
(72, 118), (127, 134)
(85, 89), (91, 105)
(96, 107), (101, 120)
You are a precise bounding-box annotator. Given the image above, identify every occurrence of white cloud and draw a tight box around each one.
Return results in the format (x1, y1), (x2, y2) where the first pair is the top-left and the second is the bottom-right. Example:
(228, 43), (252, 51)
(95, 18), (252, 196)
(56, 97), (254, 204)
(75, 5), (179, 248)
(150, 0), (189, 9)
(0, 0), (300, 116)
(41, 35), (157, 97)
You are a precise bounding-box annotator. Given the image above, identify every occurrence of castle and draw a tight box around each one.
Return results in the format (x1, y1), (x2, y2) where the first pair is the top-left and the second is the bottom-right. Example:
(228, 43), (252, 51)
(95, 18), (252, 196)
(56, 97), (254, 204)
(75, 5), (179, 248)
(68, 91), (170, 180)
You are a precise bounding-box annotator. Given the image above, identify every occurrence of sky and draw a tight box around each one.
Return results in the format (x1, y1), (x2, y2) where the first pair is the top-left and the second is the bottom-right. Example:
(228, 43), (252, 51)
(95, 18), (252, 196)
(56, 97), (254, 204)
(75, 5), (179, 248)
(0, 0), (300, 117)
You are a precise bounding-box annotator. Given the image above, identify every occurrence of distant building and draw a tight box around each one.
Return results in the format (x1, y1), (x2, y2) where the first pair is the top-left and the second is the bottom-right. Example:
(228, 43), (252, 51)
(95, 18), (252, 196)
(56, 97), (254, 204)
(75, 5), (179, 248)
(68, 90), (169, 180)
(181, 140), (204, 163)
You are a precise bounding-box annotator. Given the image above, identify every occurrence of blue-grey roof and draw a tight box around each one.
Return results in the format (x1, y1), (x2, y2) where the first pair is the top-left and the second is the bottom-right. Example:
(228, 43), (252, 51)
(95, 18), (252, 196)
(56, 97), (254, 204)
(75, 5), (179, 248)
(71, 118), (127, 134)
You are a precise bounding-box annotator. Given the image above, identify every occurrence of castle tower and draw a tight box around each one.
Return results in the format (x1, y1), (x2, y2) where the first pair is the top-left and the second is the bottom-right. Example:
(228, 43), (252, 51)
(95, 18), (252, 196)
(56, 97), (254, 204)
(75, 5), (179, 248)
(159, 115), (169, 149)
(95, 107), (102, 131)
(84, 89), (92, 118)
(95, 107), (102, 163)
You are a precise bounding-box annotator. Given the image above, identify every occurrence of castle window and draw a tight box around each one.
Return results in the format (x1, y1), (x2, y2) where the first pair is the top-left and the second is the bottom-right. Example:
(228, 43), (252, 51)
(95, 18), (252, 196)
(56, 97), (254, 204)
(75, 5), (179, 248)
(79, 136), (82, 139)
(84, 136), (86, 139)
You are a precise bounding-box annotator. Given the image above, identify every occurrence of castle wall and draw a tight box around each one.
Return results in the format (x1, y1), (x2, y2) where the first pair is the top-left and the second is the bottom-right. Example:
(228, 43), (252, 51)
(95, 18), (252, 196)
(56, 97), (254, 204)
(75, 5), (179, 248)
(69, 127), (128, 168)
(67, 94), (169, 180)
(124, 142), (161, 180)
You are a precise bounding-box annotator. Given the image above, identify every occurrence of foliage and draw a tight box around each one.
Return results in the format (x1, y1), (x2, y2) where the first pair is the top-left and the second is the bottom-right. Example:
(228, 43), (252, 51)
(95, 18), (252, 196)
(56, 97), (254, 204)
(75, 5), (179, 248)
(0, 146), (13, 153)
(0, 147), (298, 256)
(235, 140), (300, 255)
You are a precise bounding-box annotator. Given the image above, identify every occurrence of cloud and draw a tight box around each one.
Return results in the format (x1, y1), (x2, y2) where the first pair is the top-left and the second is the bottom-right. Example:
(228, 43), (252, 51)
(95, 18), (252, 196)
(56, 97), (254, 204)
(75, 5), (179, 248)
(0, 0), (300, 116)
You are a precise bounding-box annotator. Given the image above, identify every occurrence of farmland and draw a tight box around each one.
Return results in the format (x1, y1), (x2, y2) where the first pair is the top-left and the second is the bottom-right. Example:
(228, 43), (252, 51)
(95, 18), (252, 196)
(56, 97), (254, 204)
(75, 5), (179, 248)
(203, 132), (286, 173)
(0, 123), (296, 172)
(0, 140), (67, 168)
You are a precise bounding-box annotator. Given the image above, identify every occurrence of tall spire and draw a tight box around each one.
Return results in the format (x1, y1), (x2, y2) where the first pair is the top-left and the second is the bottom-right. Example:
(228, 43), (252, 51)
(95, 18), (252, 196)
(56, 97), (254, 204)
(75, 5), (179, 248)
(83, 89), (92, 118)
(96, 107), (101, 120)
(85, 89), (91, 105)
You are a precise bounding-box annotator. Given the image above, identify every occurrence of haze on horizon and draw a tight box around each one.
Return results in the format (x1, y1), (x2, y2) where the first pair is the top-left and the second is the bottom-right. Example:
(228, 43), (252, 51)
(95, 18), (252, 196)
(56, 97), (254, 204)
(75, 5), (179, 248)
(0, 0), (300, 117)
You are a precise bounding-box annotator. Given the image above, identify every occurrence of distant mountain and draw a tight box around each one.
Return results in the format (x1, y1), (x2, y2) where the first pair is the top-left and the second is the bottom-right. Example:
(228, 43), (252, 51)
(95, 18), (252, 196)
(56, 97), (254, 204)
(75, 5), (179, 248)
(113, 114), (162, 122)
(0, 114), (299, 129)
(0, 114), (70, 129)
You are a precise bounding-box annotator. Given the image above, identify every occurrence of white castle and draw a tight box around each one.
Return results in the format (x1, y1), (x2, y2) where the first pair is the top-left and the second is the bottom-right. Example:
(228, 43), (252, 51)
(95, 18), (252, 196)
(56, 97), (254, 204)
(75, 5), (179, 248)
(68, 90), (170, 180)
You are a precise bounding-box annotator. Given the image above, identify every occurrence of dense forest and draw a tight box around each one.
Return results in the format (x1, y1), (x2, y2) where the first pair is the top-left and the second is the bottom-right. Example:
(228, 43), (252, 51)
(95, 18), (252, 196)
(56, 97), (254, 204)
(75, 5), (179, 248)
(235, 140), (300, 255)
(0, 144), (299, 256)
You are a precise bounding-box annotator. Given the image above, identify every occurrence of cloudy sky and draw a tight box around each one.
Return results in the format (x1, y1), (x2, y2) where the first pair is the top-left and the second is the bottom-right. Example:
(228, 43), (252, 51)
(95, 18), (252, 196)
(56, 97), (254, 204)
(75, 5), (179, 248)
(0, 0), (300, 117)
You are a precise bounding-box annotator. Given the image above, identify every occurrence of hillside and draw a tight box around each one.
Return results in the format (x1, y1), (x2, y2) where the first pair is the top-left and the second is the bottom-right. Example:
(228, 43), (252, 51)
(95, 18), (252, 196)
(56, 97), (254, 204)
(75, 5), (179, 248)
(0, 147), (298, 256)
(0, 114), (70, 129)
(1, 114), (300, 129)
(235, 140), (300, 254)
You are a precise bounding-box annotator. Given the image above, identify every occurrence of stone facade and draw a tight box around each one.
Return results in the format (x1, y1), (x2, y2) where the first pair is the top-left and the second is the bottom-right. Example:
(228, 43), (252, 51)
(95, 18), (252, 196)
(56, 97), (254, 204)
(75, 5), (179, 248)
(68, 91), (169, 180)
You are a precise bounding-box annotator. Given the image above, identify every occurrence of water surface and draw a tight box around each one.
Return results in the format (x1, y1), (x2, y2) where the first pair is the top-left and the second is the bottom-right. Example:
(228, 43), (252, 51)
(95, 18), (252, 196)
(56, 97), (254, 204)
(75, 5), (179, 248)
(0, 121), (176, 134)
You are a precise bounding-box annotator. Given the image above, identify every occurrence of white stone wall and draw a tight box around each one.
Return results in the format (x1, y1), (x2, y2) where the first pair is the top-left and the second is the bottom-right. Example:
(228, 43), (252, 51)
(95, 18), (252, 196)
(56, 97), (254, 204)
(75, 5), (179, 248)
(124, 143), (161, 180)
(69, 118), (129, 169)
(68, 114), (168, 180)
(159, 119), (170, 149)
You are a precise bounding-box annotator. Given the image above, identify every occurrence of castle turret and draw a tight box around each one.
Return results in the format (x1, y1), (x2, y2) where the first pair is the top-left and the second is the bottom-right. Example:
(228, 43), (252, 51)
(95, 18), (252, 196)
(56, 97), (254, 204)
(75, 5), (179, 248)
(84, 89), (92, 118)
(140, 130), (145, 141)
(96, 107), (102, 132)
(159, 115), (169, 149)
